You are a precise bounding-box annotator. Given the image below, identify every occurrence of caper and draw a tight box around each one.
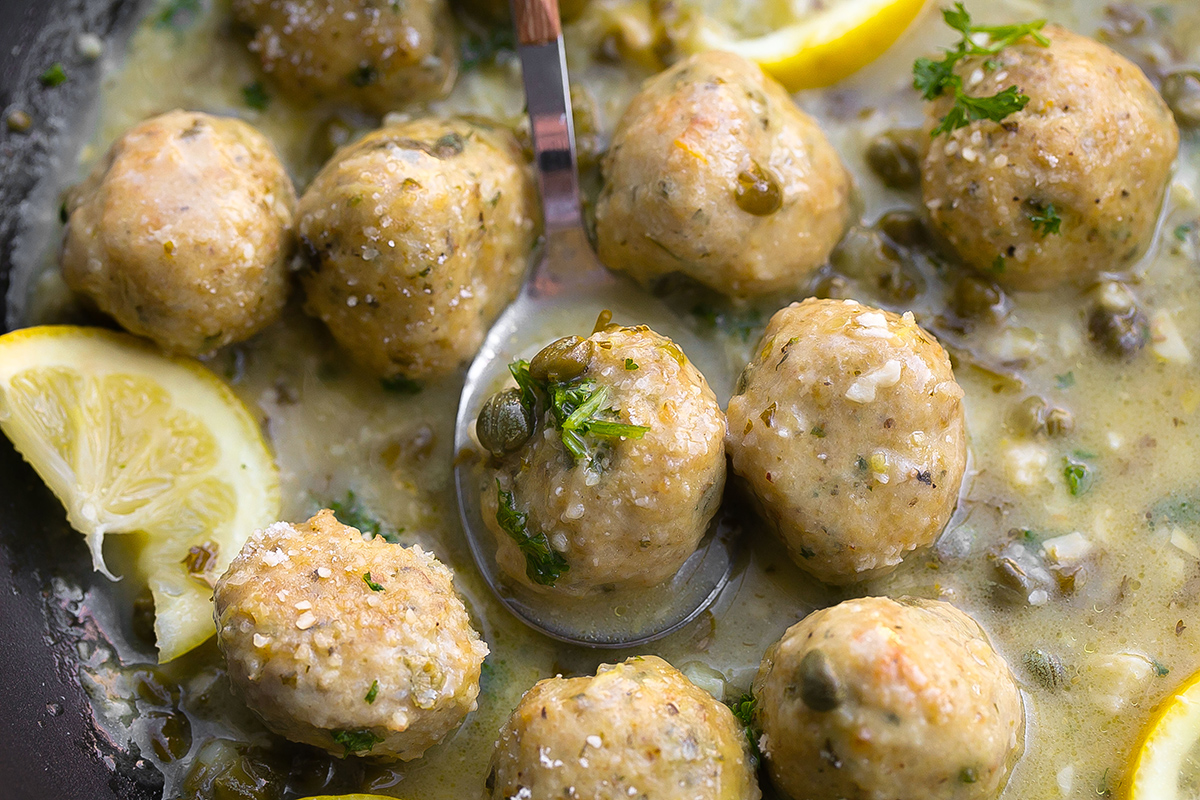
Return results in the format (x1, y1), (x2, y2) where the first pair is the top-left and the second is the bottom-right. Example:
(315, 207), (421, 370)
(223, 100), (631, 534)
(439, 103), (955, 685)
(1023, 648), (1068, 691)
(830, 226), (923, 303)
(876, 209), (931, 250)
(865, 128), (923, 189)
(529, 335), (592, 381)
(951, 275), (1008, 323)
(1086, 283), (1149, 359)
(1044, 406), (1074, 437)
(734, 161), (783, 216)
(476, 389), (534, 458)
(1162, 70), (1200, 129)
(797, 649), (843, 712)
(1009, 395), (1074, 438)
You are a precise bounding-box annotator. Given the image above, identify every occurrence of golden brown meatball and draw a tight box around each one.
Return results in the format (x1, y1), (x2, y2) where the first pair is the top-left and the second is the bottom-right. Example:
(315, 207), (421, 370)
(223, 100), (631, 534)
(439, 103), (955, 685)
(753, 597), (1024, 800)
(726, 298), (966, 585)
(920, 26), (1179, 291)
(298, 118), (539, 381)
(61, 110), (296, 356)
(480, 325), (726, 596)
(213, 510), (489, 761)
(232, 0), (456, 113)
(487, 656), (760, 800)
(594, 50), (853, 298)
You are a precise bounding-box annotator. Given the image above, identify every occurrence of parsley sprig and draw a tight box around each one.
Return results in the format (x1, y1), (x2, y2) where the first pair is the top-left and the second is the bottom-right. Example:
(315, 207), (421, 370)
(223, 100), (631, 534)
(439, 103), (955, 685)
(330, 728), (383, 756)
(509, 360), (648, 464)
(496, 482), (569, 586)
(914, 3), (1050, 137)
(1027, 203), (1062, 236)
(727, 693), (762, 769)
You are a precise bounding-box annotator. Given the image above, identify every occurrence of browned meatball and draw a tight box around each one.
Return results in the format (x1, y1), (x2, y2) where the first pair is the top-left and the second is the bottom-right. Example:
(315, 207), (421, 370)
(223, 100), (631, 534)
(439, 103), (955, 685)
(594, 50), (853, 297)
(214, 510), (488, 761)
(920, 26), (1179, 291)
(487, 656), (760, 800)
(298, 117), (539, 381)
(233, 0), (457, 113)
(754, 597), (1025, 800)
(61, 110), (296, 355)
(726, 298), (966, 585)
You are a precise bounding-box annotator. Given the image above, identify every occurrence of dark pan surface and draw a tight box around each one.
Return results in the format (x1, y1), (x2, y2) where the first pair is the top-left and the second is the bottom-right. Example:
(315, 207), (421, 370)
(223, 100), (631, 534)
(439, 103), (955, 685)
(1, 0), (160, 794)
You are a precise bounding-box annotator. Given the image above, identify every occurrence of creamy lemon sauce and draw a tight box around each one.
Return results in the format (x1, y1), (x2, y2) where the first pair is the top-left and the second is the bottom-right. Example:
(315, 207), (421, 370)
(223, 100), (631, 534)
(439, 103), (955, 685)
(12, 0), (1200, 797)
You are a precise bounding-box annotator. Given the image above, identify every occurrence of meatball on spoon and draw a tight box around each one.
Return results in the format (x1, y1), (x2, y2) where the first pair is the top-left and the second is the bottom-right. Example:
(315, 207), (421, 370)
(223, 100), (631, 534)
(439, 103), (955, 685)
(453, 0), (737, 647)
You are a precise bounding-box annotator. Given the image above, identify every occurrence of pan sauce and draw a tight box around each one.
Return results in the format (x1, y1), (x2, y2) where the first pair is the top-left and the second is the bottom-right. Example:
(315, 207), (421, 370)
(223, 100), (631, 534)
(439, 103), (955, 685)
(11, 0), (1200, 797)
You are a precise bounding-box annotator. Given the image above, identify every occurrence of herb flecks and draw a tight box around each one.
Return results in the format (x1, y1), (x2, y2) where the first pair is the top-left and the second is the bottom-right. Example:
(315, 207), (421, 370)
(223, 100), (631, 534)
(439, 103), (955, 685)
(330, 728), (383, 756)
(363, 572), (385, 592)
(1063, 456), (1093, 496)
(39, 63), (68, 88)
(365, 680), (380, 704)
(496, 482), (569, 586)
(1027, 203), (1062, 237)
(241, 81), (270, 111)
(914, 3), (1049, 137)
(727, 693), (762, 769)
(329, 491), (404, 543)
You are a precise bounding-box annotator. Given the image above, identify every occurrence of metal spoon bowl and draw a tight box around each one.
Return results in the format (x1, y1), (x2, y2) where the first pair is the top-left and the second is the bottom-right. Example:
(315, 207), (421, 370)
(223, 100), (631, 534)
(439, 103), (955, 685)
(452, 0), (738, 647)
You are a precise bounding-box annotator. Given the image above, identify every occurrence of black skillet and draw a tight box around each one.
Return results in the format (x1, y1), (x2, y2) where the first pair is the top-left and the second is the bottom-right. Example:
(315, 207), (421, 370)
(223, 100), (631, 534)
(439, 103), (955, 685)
(1, 0), (162, 795)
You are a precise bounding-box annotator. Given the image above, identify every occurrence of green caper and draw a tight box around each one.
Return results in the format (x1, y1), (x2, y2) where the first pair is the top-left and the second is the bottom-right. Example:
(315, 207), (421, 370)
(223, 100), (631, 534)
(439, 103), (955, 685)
(1162, 70), (1200, 129)
(1008, 395), (1074, 438)
(1023, 648), (1068, 691)
(951, 275), (1009, 323)
(734, 161), (783, 216)
(476, 389), (534, 458)
(1044, 406), (1074, 437)
(830, 226), (923, 303)
(1087, 283), (1149, 359)
(797, 649), (843, 712)
(529, 335), (593, 381)
(865, 128), (922, 189)
(876, 209), (931, 250)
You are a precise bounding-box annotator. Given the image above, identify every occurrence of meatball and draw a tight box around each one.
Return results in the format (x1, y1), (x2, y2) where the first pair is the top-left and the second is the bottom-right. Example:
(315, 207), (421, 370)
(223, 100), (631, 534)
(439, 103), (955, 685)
(298, 117), (539, 381)
(61, 110), (296, 356)
(726, 298), (966, 585)
(487, 655), (760, 800)
(920, 26), (1179, 291)
(232, 0), (456, 113)
(594, 50), (852, 298)
(479, 325), (726, 596)
(753, 597), (1024, 800)
(213, 510), (488, 761)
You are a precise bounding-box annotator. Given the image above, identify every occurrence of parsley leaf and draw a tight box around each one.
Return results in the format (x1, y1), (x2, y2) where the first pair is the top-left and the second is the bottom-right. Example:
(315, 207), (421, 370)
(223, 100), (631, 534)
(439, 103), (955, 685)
(241, 81), (269, 111)
(914, 3), (1048, 137)
(365, 680), (379, 704)
(727, 693), (762, 769)
(39, 63), (67, 88)
(330, 728), (383, 756)
(496, 482), (569, 586)
(328, 491), (404, 543)
(1063, 457), (1093, 496)
(1027, 202), (1062, 236)
(624, 358), (638, 370)
(363, 572), (385, 592)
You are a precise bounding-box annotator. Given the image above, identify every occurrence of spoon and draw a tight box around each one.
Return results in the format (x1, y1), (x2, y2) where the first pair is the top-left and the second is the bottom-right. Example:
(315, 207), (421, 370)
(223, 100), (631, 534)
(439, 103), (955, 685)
(452, 0), (739, 648)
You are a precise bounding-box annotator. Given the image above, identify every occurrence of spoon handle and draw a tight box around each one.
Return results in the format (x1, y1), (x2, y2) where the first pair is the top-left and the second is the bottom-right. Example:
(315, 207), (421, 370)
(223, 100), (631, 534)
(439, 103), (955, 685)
(510, 0), (581, 232)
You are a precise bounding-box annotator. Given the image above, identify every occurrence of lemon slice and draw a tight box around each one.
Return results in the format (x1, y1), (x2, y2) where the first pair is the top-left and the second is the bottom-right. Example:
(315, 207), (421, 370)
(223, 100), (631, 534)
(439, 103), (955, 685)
(680, 0), (929, 91)
(0, 326), (280, 662)
(1129, 667), (1200, 799)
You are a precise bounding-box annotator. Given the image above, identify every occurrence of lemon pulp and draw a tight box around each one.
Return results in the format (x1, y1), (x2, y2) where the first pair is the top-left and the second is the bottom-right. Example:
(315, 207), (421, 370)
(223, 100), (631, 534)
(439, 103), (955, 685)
(0, 326), (280, 662)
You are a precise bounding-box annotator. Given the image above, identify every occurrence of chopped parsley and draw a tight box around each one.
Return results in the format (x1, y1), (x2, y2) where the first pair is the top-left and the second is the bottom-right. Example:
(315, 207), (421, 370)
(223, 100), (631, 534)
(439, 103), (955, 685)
(1063, 457), (1093, 496)
(508, 359), (648, 465)
(1055, 371), (1075, 389)
(38, 63), (67, 88)
(496, 482), (569, 586)
(365, 680), (379, 704)
(991, 255), (1006, 274)
(363, 572), (385, 592)
(913, 3), (1049, 137)
(691, 304), (764, 343)
(1027, 203), (1062, 236)
(1151, 658), (1171, 677)
(1175, 223), (1194, 241)
(810, 425), (826, 438)
(328, 491), (404, 543)
(380, 375), (423, 394)
(624, 358), (638, 370)
(330, 728), (383, 756)
(241, 81), (270, 111)
(727, 693), (762, 769)
(459, 25), (516, 71)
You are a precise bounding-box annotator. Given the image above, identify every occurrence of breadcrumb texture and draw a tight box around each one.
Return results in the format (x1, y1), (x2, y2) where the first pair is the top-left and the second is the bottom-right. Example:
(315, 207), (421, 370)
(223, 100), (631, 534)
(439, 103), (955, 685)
(594, 50), (852, 297)
(487, 655), (760, 800)
(920, 25), (1179, 291)
(213, 510), (488, 761)
(726, 298), (966, 585)
(483, 325), (726, 596)
(231, 0), (457, 112)
(61, 110), (296, 355)
(753, 597), (1024, 800)
(298, 117), (539, 380)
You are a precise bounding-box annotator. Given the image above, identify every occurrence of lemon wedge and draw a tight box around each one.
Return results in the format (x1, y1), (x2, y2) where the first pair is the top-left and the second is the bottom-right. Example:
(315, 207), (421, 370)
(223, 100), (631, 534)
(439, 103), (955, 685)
(0, 326), (280, 662)
(1128, 667), (1200, 799)
(680, 0), (929, 91)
